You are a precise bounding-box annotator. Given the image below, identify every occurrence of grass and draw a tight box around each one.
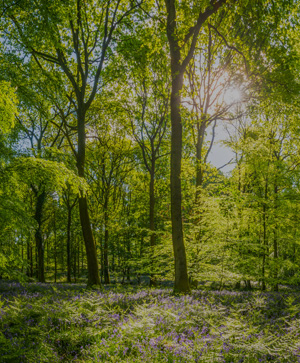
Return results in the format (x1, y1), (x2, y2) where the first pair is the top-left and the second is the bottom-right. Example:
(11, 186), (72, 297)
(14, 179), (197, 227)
(1, 281), (300, 362)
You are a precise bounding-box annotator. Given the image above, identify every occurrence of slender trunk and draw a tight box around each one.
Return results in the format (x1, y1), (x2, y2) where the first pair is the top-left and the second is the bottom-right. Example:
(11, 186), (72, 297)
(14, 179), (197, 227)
(30, 243), (33, 278)
(46, 235), (49, 271)
(21, 237), (24, 273)
(73, 236), (77, 283)
(67, 206), (72, 283)
(81, 235), (84, 271)
(77, 109), (101, 287)
(127, 233), (131, 281)
(169, 70), (190, 292)
(34, 190), (46, 283)
(112, 241), (115, 272)
(103, 197), (110, 284)
(273, 230), (278, 291)
(149, 160), (155, 246)
(27, 235), (31, 277)
(54, 212), (57, 283)
(273, 183), (279, 292)
(100, 235), (104, 283)
(61, 235), (64, 274)
(77, 236), (80, 279)
(262, 176), (268, 291)
(195, 122), (206, 198)
(149, 160), (156, 286)
(262, 202), (267, 291)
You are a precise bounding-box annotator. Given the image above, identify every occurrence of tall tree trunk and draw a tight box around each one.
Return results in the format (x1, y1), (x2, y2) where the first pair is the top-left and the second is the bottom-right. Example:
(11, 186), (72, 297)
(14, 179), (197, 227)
(30, 243), (33, 278)
(77, 109), (101, 287)
(78, 196), (101, 286)
(169, 70), (190, 292)
(73, 236), (77, 283)
(262, 202), (267, 291)
(27, 235), (31, 277)
(54, 214), (57, 283)
(273, 183), (279, 292)
(149, 160), (156, 286)
(165, 0), (190, 294)
(165, 0), (190, 293)
(34, 189), (46, 283)
(262, 176), (268, 291)
(67, 206), (72, 283)
(77, 237), (80, 280)
(103, 197), (110, 284)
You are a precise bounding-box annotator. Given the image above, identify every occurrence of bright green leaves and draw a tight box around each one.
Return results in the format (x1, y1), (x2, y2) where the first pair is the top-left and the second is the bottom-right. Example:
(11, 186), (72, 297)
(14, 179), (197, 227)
(10, 157), (88, 196)
(0, 81), (18, 134)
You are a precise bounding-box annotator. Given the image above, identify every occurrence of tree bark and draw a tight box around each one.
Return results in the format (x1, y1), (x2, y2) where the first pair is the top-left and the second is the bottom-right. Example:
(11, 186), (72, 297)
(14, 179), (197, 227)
(169, 71), (190, 293)
(26, 235), (31, 277)
(103, 197), (110, 284)
(196, 122), (207, 195)
(66, 205), (72, 283)
(165, 1), (190, 293)
(262, 176), (268, 291)
(77, 109), (101, 287)
(273, 183), (279, 292)
(149, 160), (156, 286)
(262, 202), (267, 291)
(78, 196), (101, 286)
(34, 189), (46, 283)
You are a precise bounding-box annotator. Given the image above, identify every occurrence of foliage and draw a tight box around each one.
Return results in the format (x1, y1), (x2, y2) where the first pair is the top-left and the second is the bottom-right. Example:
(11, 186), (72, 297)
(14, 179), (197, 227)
(0, 81), (18, 133)
(1, 283), (300, 362)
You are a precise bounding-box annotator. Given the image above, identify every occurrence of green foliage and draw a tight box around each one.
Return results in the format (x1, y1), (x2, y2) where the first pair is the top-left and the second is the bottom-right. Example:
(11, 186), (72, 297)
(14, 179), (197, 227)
(10, 157), (88, 195)
(0, 81), (18, 133)
(1, 284), (300, 362)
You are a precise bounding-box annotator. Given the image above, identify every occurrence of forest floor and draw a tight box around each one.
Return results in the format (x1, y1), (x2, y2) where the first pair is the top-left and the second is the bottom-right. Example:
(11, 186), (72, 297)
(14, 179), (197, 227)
(0, 281), (300, 362)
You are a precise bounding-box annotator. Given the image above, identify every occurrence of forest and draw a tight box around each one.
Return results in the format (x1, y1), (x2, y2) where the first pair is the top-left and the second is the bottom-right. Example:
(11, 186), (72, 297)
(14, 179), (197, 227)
(1, 0), (300, 362)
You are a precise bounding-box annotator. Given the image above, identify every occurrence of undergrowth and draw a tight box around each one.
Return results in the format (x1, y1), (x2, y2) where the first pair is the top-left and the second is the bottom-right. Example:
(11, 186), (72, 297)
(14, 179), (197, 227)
(1, 281), (300, 362)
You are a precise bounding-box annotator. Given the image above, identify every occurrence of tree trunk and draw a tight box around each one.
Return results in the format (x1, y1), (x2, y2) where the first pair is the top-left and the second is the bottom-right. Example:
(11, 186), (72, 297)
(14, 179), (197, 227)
(262, 176), (268, 291)
(195, 121), (206, 197)
(27, 235), (31, 277)
(77, 109), (101, 287)
(77, 237), (80, 280)
(78, 196), (101, 286)
(73, 236), (77, 283)
(149, 160), (156, 286)
(165, 0), (226, 293)
(67, 206), (72, 283)
(34, 189), (46, 283)
(54, 215), (57, 283)
(262, 202), (267, 291)
(169, 70), (190, 293)
(273, 183), (279, 292)
(103, 197), (110, 284)
(30, 243), (33, 278)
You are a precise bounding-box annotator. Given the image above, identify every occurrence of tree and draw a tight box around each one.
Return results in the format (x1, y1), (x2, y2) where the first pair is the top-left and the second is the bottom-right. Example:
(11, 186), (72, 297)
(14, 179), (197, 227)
(163, 0), (296, 292)
(120, 27), (170, 285)
(2, 0), (142, 286)
(226, 101), (300, 290)
(184, 21), (248, 197)
(87, 114), (134, 284)
(164, 0), (228, 293)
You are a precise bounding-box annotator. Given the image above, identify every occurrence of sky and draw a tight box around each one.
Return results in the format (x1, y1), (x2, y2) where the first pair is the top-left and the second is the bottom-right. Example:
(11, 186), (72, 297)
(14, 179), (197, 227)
(206, 122), (235, 175)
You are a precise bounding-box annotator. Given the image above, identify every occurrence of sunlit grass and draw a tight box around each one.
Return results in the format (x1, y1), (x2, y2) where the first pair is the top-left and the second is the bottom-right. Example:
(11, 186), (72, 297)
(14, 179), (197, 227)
(1, 282), (300, 362)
